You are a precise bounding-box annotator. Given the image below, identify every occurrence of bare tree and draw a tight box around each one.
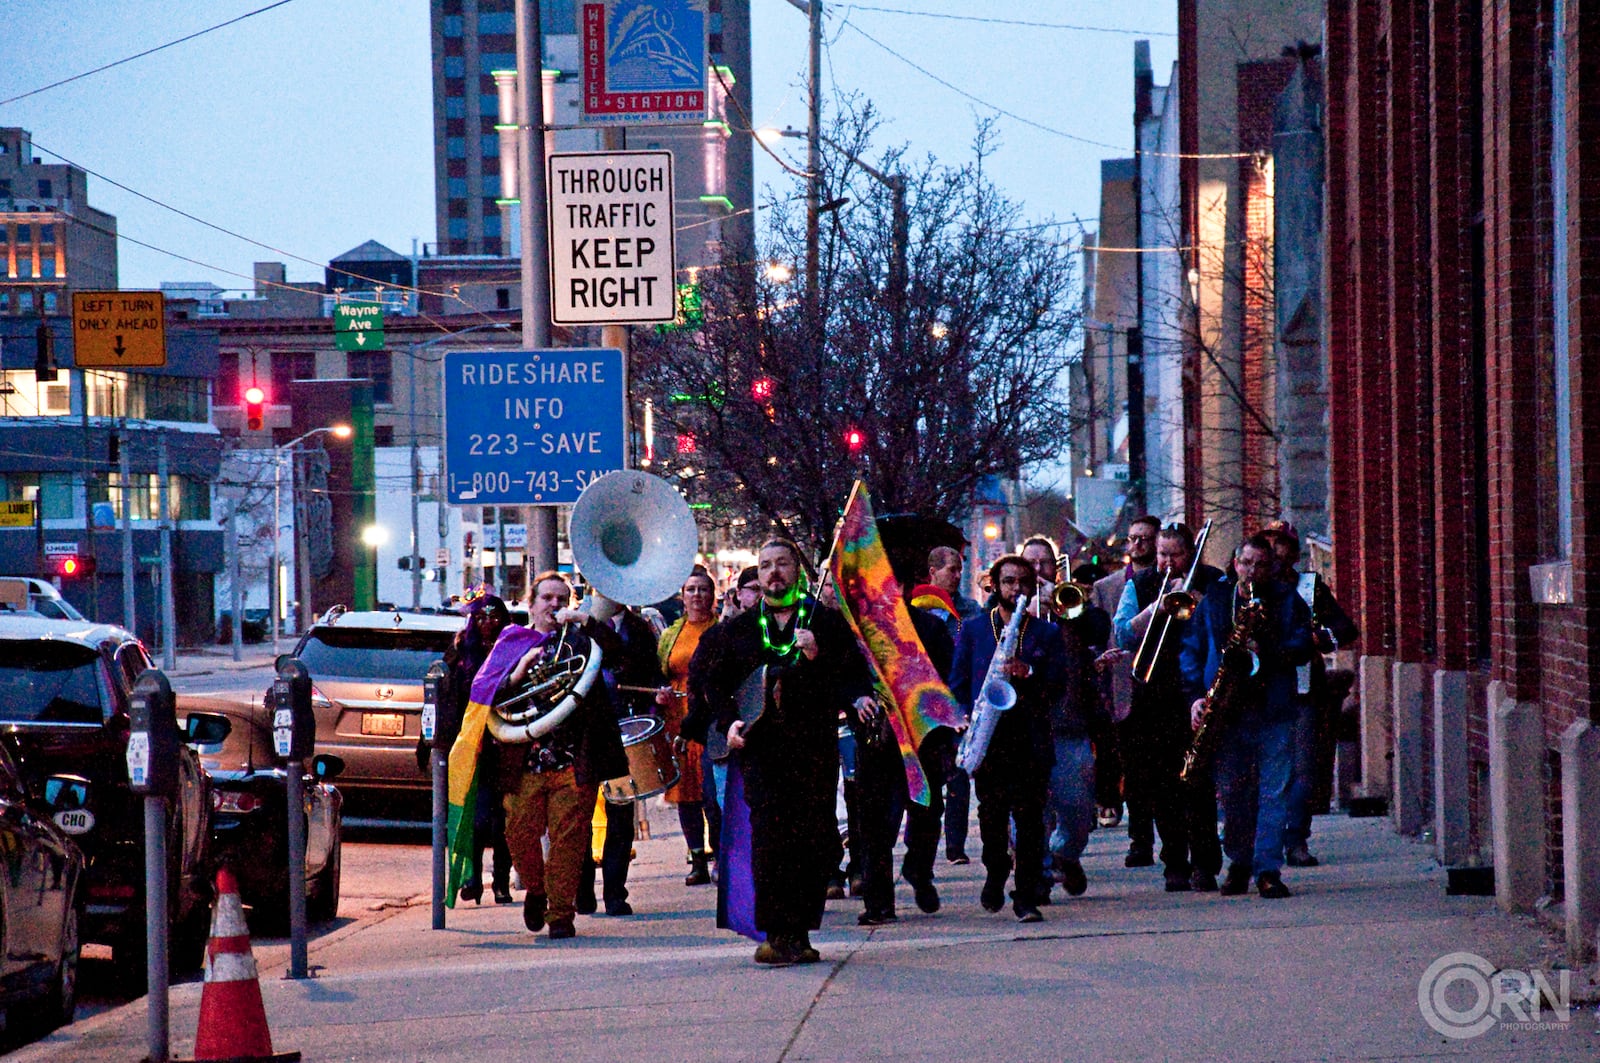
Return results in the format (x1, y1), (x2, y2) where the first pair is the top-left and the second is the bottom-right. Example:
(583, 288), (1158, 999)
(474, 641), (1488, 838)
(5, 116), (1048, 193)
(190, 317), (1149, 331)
(635, 106), (1084, 559)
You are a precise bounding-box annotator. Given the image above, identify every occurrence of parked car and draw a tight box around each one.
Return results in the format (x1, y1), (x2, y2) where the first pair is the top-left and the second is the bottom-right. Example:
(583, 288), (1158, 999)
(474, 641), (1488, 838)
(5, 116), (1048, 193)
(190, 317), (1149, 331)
(0, 577), (86, 621)
(0, 616), (230, 979)
(0, 740), (88, 1036)
(278, 608), (462, 798)
(179, 694), (345, 927)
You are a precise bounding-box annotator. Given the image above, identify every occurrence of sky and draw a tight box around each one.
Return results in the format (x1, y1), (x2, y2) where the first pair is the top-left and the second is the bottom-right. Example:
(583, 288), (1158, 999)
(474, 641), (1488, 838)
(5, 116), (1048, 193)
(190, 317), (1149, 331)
(1, 1), (1177, 295)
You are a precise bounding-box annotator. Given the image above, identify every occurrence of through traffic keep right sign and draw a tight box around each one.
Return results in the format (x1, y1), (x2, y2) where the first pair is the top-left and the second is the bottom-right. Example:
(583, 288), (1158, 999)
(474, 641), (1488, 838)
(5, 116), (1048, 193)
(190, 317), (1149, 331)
(547, 150), (676, 326)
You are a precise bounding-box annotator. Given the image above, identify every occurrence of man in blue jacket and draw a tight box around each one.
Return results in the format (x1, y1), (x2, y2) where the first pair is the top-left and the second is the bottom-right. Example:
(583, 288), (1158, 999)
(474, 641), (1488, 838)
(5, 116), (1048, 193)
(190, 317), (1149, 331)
(1179, 534), (1314, 899)
(950, 554), (1067, 922)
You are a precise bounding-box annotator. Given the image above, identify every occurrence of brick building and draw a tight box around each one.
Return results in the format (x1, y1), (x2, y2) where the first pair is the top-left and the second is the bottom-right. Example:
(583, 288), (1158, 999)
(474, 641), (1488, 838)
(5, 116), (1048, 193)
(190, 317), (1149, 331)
(1326, 0), (1600, 960)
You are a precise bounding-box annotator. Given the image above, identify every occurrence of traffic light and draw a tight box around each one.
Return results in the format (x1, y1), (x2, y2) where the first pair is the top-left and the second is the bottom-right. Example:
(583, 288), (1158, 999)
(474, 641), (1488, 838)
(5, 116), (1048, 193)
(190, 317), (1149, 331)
(34, 322), (57, 382)
(843, 427), (866, 454)
(676, 432), (697, 454)
(750, 376), (775, 402)
(243, 385), (267, 431)
(52, 554), (96, 579)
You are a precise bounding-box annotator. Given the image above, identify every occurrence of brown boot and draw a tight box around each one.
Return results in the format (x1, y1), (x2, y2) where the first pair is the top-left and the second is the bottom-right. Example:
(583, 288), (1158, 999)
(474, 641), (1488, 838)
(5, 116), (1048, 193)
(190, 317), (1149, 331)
(685, 849), (712, 886)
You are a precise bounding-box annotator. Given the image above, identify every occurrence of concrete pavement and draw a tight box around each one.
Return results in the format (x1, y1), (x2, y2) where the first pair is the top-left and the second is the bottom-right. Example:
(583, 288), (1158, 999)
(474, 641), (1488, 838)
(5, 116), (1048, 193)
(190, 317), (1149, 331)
(18, 811), (1599, 1061)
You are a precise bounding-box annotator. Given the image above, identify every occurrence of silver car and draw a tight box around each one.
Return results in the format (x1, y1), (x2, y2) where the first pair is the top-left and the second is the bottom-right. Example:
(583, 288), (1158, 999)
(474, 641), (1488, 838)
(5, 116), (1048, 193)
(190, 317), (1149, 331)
(279, 610), (462, 797)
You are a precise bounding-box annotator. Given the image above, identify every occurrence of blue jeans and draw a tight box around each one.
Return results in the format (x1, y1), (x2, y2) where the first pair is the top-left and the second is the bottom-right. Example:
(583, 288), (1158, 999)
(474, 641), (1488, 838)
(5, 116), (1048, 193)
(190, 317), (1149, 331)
(1046, 736), (1097, 866)
(1214, 716), (1293, 875)
(1283, 697), (1319, 849)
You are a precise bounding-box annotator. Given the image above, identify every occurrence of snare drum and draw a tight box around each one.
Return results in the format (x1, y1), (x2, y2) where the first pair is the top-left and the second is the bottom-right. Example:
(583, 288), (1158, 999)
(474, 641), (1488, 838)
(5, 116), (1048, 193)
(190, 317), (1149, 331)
(602, 715), (681, 805)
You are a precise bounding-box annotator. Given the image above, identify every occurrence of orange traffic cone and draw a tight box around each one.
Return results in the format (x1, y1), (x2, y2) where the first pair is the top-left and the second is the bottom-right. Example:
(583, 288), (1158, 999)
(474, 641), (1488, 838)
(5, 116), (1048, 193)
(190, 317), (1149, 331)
(191, 868), (300, 1062)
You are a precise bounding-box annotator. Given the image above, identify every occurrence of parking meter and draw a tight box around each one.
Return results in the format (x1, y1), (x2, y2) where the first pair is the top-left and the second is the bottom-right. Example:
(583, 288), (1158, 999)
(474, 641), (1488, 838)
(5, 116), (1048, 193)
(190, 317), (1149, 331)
(128, 670), (180, 796)
(272, 658), (315, 762)
(129, 669), (177, 1061)
(421, 659), (445, 742)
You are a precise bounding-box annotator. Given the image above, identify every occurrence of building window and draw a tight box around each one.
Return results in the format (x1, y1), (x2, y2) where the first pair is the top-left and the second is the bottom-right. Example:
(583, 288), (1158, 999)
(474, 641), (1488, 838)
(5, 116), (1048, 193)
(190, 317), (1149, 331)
(445, 96), (466, 118)
(38, 223), (53, 244)
(483, 174), (500, 197)
(374, 425), (395, 446)
(271, 351), (317, 400)
(346, 351), (392, 404)
(478, 11), (515, 33)
(36, 179), (51, 198)
(447, 137), (467, 160)
(442, 14), (464, 36)
(480, 134), (500, 158)
(496, 288), (510, 310)
(481, 53), (516, 72)
(42, 291), (56, 312)
(40, 258), (54, 278)
(480, 92), (500, 117)
(448, 218), (468, 239)
(216, 352), (240, 405)
(443, 56), (466, 78)
(484, 214), (501, 237)
(40, 474), (73, 520)
(448, 177), (468, 197)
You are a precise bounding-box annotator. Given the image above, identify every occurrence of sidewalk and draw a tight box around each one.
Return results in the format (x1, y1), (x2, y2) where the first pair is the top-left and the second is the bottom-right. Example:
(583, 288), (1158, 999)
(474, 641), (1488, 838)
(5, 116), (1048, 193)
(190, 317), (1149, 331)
(164, 640), (286, 678)
(20, 813), (1598, 1062)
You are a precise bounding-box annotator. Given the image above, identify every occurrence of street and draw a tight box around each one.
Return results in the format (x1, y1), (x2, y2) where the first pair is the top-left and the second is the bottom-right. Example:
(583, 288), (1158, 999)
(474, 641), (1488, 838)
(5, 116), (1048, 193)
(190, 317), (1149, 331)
(17, 802), (1597, 1061)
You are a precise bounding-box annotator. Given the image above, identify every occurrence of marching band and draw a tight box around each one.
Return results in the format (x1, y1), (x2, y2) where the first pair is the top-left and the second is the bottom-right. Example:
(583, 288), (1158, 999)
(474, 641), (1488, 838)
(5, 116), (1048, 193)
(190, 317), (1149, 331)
(438, 470), (1355, 965)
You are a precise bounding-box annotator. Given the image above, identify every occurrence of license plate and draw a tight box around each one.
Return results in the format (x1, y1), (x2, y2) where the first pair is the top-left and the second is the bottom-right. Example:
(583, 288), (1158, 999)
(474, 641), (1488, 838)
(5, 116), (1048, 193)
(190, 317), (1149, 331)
(360, 713), (406, 737)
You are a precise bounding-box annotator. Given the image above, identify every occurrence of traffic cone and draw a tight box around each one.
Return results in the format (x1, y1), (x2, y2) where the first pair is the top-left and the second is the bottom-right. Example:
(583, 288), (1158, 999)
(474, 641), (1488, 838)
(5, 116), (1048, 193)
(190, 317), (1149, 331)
(191, 868), (300, 1062)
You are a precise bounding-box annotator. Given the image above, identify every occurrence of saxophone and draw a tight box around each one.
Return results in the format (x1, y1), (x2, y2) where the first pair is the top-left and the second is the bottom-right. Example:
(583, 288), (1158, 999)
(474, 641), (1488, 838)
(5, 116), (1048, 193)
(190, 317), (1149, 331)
(1179, 584), (1265, 784)
(956, 595), (1028, 774)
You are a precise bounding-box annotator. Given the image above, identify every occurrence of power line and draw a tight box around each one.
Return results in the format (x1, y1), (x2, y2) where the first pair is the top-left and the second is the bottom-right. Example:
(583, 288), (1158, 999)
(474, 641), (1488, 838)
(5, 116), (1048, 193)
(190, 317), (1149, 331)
(0, 1), (300, 108)
(844, 5), (1175, 36)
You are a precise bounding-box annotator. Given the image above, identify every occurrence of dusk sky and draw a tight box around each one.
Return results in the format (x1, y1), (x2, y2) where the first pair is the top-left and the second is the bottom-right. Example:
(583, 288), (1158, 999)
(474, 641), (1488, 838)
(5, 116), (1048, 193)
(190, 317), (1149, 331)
(2, 1), (1176, 293)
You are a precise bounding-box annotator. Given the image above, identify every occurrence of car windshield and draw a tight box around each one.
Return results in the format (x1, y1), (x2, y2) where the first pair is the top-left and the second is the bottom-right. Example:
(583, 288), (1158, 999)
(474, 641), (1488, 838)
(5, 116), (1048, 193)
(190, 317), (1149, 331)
(0, 641), (107, 723)
(297, 627), (454, 682)
(33, 597), (85, 621)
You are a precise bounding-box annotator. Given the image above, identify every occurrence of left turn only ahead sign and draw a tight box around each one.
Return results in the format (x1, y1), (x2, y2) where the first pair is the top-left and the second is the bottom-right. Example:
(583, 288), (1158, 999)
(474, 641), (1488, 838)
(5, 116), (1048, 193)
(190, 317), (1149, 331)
(547, 150), (676, 326)
(72, 291), (166, 367)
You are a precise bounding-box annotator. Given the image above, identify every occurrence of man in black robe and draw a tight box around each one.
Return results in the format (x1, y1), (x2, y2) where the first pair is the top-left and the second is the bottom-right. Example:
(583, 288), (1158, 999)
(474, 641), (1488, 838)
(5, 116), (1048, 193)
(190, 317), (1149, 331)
(690, 539), (874, 965)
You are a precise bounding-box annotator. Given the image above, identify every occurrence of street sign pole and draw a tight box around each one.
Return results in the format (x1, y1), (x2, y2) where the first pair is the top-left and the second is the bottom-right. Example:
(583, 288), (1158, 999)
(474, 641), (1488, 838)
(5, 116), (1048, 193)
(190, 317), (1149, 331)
(515, 0), (558, 576)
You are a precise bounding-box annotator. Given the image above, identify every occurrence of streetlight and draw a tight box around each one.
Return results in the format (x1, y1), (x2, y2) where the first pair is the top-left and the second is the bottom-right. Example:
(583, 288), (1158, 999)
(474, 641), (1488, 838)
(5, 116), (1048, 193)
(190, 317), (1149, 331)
(274, 424), (352, 642)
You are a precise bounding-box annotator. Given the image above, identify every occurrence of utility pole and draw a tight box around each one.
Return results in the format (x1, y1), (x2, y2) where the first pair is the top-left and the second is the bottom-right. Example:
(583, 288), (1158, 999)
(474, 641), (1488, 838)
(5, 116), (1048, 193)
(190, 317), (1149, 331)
(805, 0), (823, 314)
(410, 343), (423, 610)
(515, 0), (558, 580)
(602, 127), (633, 467)
(120, 420), (135, 632)
(157, 433), (176, 671)
(227, 498), (243, 663)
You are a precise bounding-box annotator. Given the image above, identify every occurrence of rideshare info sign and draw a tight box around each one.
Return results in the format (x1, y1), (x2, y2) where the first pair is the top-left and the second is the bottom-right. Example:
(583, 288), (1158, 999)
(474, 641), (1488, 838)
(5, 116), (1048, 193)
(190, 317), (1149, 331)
(443, 348), (626, 506)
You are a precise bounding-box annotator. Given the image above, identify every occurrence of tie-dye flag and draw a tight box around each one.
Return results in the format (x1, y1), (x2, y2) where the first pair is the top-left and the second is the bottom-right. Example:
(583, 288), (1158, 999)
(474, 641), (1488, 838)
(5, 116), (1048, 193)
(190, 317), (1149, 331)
(829, 482), (965, 805)
(446, 624), (540, 905)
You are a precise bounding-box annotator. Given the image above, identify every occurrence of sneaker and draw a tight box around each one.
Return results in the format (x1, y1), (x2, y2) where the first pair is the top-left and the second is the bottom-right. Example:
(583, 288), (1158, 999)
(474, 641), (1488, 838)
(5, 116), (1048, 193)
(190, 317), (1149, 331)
(1097, 805), (1123, 828)
(547, 917), (576, 940)
(1190, 869), (1219, 892)
(1059, 860), (1088, 897)
(907, 876), (941, 914)
(1164, 870), (1193, 892)
(980, 878), (1006, 913)
(1219, 863), (1252, 896)
(947, 852), (971, 866)
(604, 899), (633, 916)
(1014, 902), (1044, 923)
(1256, 871), (1292, 899)
(1124, 843), (1155, 868)
(857, 908), (898, 926)
(523, 893), (547, 933)
(1284, 845), (1320, 868)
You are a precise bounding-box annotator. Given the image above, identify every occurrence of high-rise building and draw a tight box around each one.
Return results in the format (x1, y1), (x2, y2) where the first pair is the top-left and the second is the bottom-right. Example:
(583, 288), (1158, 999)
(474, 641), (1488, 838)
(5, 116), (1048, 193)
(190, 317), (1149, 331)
(429, 1), (753, 269)
(0, 127), (117, 316)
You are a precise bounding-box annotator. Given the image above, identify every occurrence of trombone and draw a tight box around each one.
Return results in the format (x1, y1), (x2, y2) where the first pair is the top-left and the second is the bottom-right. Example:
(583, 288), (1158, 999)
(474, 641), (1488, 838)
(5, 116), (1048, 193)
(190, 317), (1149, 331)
(1130, 520), (1212, 684)
(1045, 581), (1094, 620)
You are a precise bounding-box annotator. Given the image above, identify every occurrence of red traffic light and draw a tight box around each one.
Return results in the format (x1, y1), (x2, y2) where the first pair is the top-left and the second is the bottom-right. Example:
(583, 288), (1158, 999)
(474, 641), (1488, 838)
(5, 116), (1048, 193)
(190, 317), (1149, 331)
(676, 432), (697, 454)
(843, 427), (866, 453)
(243, 384), (267, 431)
(52, 554), (96, 579)
(750, 376), (775, 402)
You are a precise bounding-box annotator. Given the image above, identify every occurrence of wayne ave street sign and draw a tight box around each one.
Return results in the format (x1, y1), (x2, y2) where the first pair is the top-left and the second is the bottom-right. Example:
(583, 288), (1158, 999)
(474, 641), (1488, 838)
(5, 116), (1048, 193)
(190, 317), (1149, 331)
(579, 0), (708, 125)
(442, 348), (626, 507)
(334, 303), (385, 351)
(72, 291), (166, 367)
(548, 150), (677, 325)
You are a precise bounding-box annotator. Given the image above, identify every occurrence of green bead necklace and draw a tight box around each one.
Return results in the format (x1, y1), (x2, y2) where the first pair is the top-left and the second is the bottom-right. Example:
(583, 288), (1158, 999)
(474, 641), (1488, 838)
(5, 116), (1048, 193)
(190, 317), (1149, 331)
(760, 597), (812, 661)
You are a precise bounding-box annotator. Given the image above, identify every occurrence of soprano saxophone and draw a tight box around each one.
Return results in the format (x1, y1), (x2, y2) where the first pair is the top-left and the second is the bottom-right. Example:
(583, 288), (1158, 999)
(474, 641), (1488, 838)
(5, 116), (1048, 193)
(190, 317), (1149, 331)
(1179, 584), (1265, 784)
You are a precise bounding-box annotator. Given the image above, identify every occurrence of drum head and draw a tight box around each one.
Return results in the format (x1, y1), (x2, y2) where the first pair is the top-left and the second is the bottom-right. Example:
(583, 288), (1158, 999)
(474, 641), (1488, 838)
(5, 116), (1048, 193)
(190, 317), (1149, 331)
(617, 715), (663, 745)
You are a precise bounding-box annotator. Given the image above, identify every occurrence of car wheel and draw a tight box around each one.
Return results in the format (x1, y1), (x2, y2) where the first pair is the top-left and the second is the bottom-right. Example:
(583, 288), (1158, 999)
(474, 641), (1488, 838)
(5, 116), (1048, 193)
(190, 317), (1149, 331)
(41, 901), (80, 1032)
(308, 834), (342, 923)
